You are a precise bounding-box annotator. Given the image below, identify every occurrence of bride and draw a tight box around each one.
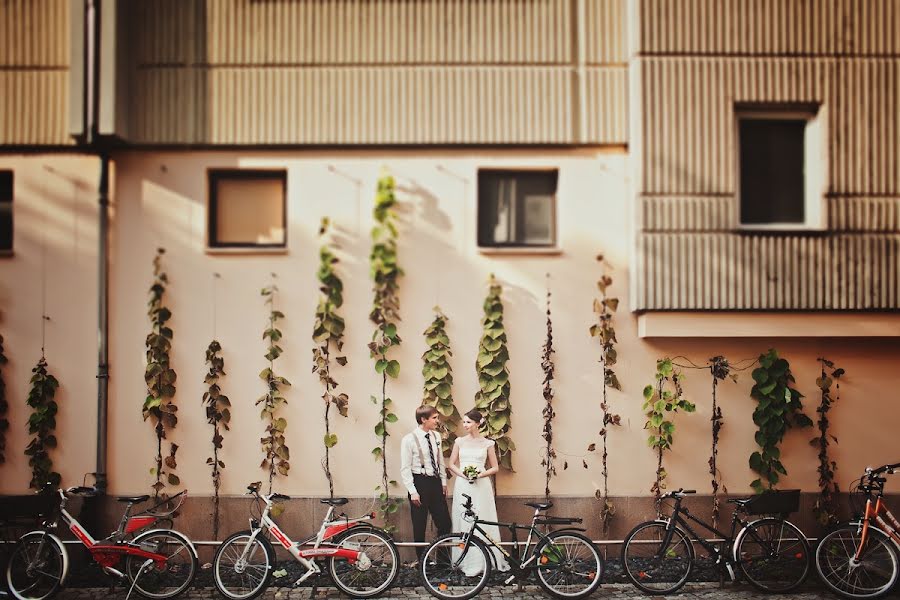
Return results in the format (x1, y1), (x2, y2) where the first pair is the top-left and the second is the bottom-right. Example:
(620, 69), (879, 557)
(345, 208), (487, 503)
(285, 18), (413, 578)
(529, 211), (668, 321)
(448, 409), (509, 575)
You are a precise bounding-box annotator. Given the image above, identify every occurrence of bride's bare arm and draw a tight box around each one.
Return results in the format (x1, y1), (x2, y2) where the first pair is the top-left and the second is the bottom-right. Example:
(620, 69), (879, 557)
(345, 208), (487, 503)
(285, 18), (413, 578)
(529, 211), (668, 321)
(448, 438), (466, 479)
(480, 441), (500, 478)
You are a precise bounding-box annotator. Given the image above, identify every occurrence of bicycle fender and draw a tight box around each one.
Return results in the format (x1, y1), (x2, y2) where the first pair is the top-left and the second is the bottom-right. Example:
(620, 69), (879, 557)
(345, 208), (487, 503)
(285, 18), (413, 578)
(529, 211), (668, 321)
(137, 528), (199, 558)
(546, 527), (588, 534)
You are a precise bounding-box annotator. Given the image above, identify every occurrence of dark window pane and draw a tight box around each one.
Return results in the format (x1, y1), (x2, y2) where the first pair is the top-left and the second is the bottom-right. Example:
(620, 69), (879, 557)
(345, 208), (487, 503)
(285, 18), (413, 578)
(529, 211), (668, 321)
(0, 171), (12, 252)
(208, 170), (287, 248)
(477, 170), (557, 246)
(739, 119), (805, 224)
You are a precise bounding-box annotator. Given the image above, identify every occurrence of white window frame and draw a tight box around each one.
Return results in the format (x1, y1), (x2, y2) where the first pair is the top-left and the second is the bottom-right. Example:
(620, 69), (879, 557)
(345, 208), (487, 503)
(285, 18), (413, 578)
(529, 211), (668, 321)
(735, 108), (827, 231)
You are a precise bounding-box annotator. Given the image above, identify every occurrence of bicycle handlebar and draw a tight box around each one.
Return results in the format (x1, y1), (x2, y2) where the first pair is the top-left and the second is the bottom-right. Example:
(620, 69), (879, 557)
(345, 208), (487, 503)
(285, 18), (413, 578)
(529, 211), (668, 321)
(659, 488), (697, 500)
(64, 486), (97, 497)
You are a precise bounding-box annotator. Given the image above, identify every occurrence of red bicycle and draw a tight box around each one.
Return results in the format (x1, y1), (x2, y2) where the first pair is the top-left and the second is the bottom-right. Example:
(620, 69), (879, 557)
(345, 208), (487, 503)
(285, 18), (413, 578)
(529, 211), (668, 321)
(212, 482), (399, 599)
(5, 483), (197, 600)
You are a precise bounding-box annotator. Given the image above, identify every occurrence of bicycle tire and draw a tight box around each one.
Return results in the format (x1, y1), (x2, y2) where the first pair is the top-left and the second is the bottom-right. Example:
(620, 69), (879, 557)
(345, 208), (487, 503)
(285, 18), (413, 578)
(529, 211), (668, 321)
(420, 533), (492, 600)
(534, 530), (604, 599)
(328, 526), (400, 598)
(213, 530), (275, 600)
(816, 524), (900, 599)
(621, 520), (694, 595)
(126, 529), (198, 599)
(5, 532), (67, 600)
(736, 517), (810, 593)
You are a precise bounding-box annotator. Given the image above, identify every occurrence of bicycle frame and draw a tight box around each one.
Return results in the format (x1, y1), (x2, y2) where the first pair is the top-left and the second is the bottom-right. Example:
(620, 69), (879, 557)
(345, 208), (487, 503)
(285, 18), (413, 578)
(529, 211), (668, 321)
(658, 494), (790, 580)
(49, 489), (172, 570)
(856, 476), (900, 559)
(240, 492), (376, 581)
(458, 505), (582, 573)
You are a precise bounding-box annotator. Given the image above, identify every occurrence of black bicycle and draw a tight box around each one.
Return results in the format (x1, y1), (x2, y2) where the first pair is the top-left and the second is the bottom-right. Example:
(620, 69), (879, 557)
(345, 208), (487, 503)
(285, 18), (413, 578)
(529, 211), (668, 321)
(621, 488), (810, 594)
(419, 494), (603, 600)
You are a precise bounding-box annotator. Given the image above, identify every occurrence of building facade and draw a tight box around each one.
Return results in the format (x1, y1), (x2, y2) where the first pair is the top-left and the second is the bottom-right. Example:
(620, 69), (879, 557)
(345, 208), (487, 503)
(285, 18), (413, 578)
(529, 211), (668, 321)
(1, 0), (898, 541)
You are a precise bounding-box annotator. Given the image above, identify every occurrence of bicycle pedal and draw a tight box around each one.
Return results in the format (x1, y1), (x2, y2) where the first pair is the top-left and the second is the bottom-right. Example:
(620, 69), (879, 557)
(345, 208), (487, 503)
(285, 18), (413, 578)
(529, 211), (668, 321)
(503, 575), (516, 585)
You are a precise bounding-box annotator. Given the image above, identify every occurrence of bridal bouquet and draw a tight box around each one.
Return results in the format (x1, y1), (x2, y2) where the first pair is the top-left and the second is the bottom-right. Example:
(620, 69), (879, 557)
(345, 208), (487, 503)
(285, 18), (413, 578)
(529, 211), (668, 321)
(462, 466), (480, 483)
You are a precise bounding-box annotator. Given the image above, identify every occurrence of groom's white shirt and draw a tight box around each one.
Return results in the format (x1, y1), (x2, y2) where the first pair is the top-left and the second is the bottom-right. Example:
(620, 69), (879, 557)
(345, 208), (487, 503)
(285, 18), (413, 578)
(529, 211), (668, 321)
(400, 427), (447, 495)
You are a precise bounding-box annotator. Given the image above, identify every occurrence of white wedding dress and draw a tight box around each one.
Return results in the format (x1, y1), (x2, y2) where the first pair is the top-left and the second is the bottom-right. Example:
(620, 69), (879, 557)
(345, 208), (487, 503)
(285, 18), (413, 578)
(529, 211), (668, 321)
(451, 438), (510, 575)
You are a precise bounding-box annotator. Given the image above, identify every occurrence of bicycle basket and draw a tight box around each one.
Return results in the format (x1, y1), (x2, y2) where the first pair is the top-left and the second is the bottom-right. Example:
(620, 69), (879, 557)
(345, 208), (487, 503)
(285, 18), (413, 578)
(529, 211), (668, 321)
(743, 489), (800, 516)
(0, 492), (57, 526)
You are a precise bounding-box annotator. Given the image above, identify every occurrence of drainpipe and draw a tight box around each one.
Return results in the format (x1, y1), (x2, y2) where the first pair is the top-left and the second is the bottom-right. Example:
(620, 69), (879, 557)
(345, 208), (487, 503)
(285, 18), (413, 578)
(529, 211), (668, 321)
(84, 0), (110, 495)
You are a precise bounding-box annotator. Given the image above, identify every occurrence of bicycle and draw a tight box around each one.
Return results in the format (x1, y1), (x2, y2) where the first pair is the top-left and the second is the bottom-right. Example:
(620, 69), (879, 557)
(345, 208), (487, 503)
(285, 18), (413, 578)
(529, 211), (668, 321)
(5, 481), (197, 600)
(212, 482), (399, 599)
(621, 488), (810, 594)
(816, 462), (900, 599)
(419, 493), (603, 600)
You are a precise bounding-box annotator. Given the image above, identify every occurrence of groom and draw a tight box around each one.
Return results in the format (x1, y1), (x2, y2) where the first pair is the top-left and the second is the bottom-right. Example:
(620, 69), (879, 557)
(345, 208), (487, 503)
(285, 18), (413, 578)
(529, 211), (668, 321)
(400, 405), (451, 562)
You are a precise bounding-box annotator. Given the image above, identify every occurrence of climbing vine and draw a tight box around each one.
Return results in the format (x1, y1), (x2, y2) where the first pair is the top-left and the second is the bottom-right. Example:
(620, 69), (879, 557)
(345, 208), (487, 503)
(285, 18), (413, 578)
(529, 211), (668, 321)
(642, 358), (695, 500)
(475, 275), (514, 471)
(588, 254), (621, 531)
(313, 218), (349, 499)
(422, 308), (459, 457)
(369, 173), (403, 523)
(708, 356), (734, 529)
(26, 355), (60, 490)
(749, 349), (813, 493)
(811, 358), (845, 526)
(203, 340), (229, 539)
(258, 276), (291, 494)
(143, 248), (179, 498)
(541, 281), (556, 500)
(0, 334), (8, 464)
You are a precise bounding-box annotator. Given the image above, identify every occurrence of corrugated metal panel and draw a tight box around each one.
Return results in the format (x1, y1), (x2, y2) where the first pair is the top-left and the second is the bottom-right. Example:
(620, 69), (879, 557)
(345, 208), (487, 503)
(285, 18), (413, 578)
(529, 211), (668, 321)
(134, 0), (574, 66)
(636, 0), (899, 56)
(640, 196), (900, 233)
(638, 58), (898, 199)
(0, 0), (71, 145)
(583, 66), (628, 143)
(0, 71), (70, 145)
(130, 66), (581, 145)
(585, 0), (627, 64)
(634, 233), (900, 311)
(0, 0), (69, 67)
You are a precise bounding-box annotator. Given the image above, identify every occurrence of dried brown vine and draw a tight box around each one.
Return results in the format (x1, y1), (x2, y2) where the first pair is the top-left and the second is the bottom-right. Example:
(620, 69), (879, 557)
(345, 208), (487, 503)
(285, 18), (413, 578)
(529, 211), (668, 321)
(811, 358), (845, 526)
(203, 339), (229, 539)
(541, 279), (556, 500)
(708, 356), (734, 529)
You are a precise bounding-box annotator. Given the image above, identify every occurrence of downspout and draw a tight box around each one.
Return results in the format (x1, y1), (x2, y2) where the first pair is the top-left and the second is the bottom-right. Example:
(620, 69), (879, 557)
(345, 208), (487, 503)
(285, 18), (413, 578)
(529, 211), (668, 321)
(85, 0), (110, 494)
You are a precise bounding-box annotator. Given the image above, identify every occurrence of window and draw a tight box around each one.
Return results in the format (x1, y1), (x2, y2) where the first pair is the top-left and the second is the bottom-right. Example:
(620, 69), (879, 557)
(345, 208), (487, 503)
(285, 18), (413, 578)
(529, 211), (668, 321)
(208, 170), (287, 249)
(737, 108), (825, 229)
(0, 171), (12, 253)
(477, 169), (558, 248)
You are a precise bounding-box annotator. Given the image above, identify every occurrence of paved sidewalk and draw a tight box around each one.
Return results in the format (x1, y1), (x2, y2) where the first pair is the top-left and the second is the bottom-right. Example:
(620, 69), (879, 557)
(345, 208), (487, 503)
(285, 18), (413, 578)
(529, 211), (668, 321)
(52, 583), (854, 599)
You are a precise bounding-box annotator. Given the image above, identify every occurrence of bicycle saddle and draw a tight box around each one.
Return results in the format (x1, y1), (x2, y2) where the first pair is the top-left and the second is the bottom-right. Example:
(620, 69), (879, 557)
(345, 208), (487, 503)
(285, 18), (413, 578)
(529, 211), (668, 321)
(320, 497), (349, 506)
(116, 495), (150, 503)
(525, 501), (553, 510)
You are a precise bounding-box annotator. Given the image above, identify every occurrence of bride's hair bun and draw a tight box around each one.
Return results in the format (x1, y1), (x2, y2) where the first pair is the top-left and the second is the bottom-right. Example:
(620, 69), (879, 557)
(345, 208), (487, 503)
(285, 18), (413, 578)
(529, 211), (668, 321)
(464, 409), (484, 423)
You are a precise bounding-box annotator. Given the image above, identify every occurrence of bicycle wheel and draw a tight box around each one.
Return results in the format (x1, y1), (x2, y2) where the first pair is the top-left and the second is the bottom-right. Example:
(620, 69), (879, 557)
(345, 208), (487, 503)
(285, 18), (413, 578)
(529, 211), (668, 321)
(737, 517), (810, 593)
(816, 524), (899, 599)
(621, 520), (694, 595)
(213, 530), (275, 600)
(534, 530), (604, 599)
(5, 532), (66, 600)
(328, 527), (400, 598)
(420, 533), (491, 600)
(126, 529), (198, 599)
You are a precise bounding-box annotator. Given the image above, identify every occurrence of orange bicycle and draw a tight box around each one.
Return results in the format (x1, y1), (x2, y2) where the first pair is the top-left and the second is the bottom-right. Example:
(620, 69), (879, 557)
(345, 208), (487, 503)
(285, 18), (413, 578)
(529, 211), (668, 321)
(816, 463), (900, 599)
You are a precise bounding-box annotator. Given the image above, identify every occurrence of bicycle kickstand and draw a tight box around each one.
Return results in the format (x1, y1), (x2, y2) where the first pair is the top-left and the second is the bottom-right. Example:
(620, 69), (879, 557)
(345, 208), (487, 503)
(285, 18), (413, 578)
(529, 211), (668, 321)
(125, 559), (154, 600)
(293, 562), (320, 587)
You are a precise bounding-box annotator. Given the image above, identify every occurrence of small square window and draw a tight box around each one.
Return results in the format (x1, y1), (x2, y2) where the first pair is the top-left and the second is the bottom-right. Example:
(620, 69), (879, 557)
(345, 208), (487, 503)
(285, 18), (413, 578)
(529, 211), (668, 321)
(0, 171), (12, 253)
(477, 169), (558, 247)
(208, 170), (287, 249)
(737, 108), (825, 230)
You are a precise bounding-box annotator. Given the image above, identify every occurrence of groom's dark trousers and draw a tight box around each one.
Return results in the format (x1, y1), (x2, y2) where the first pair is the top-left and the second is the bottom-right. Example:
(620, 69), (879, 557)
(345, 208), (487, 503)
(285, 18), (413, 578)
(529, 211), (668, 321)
(410, 473), (452, 560)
